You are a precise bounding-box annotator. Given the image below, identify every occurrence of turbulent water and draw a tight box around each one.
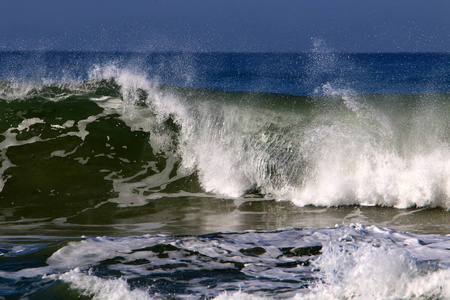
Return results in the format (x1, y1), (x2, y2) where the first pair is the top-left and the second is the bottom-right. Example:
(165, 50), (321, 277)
(1, 51), (450, 299)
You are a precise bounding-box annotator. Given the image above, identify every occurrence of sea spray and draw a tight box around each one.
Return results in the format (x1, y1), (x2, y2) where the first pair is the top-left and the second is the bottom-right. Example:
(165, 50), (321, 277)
(93, 67), (449, 207)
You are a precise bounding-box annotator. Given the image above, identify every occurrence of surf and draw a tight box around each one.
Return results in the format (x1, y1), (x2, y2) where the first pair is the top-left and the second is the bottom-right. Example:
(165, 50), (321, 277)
(1, 50), (450, 300)
(1, 62), (449, 210)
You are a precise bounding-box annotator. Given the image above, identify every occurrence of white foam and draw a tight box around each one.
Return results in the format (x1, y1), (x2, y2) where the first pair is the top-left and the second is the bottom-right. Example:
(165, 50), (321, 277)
(47, 236), (147, 269)
(107, 157), (181, 207)
(50, 120), (75, 130)
(50, 268), (151, 300)
(0, 149), (14, 193)
(0, 81), (40, 101)
(295, 231), (450, 300)
(0, 118), (49, 192)
(213, 291), (268, 300)
(34, 225), (450, 299)
(212, 267), (450, 300)
(50, 146), (78, 158)
(0, 112), (108, 196)
(88, 64), (157, 108)
(212, 225), (450, 300)
(16, 118), (45, 131)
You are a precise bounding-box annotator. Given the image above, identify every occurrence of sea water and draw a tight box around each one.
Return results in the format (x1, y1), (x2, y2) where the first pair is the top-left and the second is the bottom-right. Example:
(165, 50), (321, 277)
(0, 50), (450, 299)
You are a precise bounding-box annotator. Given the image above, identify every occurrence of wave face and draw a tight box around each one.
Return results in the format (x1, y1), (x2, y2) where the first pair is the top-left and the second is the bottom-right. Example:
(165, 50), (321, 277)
(3, 64), (448, 209)
(1, 51), (450, 299)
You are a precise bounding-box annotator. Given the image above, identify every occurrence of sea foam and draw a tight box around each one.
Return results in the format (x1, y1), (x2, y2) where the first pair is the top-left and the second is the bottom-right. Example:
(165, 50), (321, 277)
(39, 225), (450, 299)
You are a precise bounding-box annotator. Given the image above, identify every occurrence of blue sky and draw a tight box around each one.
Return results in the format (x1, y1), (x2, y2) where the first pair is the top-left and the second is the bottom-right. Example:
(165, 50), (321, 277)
(0, 0), (449, 52)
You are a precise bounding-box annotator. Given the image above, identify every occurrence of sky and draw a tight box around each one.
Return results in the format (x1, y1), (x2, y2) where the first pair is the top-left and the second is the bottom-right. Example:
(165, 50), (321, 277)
(0, 0), (449, 53)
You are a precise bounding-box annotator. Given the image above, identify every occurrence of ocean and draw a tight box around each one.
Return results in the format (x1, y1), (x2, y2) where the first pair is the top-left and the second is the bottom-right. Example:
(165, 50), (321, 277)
(0, 50), (450, 299)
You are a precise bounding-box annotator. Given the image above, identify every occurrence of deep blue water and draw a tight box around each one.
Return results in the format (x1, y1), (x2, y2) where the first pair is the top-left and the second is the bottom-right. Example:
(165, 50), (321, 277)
(1, 51), (450, 95)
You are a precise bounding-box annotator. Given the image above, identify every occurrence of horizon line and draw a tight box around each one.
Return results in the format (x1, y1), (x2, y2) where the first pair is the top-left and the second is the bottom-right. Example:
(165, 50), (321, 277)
(0, 49), (450, 55)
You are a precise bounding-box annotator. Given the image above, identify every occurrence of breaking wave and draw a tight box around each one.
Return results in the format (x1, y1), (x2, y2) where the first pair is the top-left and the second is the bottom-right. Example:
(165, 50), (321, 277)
(1, 63), (449, 209)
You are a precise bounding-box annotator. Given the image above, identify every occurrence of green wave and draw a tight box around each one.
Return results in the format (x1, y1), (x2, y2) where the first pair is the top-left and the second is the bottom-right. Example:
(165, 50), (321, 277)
(0, 76), (449, 229)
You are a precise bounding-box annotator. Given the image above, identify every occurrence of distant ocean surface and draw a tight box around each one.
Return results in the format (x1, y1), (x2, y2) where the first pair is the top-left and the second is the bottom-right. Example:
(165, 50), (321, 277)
(1, 51), (450, 299)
